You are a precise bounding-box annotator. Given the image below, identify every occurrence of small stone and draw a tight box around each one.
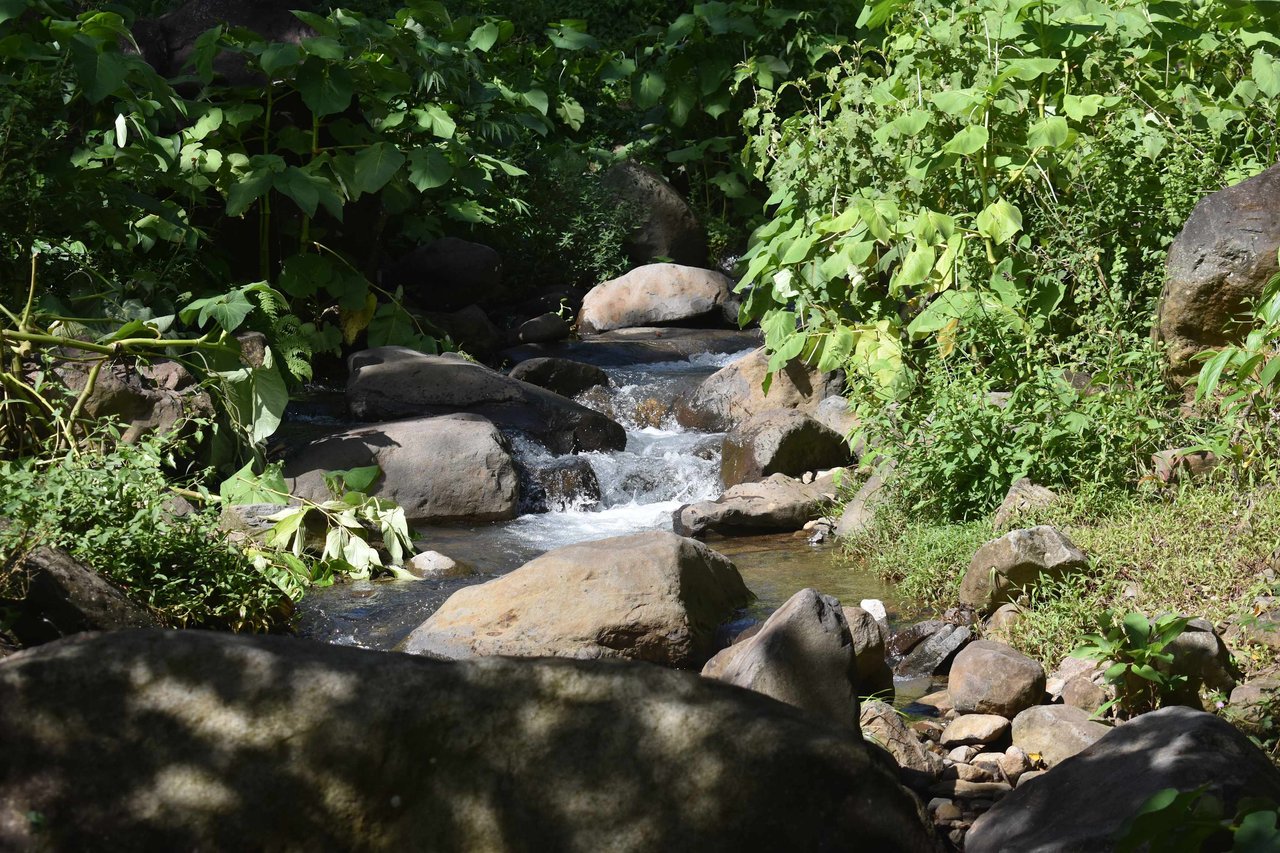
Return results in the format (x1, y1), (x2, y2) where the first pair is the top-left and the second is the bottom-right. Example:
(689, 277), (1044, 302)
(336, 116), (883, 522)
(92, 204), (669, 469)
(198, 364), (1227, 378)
(998, 746), (1031, 784)
(859, 598), (888, 623)
(916, 689), (954, 715)
(406, 551), (476, 580)
(947, 745), (977, 763)
(935, 802), (962, 822)
(941, 714), (1011, 747)
(912, 719), (945, 742)
(927, 797), (952, 813)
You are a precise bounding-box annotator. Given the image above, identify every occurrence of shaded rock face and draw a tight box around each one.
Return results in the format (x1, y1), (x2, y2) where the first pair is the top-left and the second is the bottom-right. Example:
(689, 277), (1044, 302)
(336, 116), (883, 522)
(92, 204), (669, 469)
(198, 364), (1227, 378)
(400, 532), (752, 668)
(948, 641), (1046, 719)
(893, 624), (972, 679)
(843, 606), (894, 700)
(423, 304), (503, 361)
(861, 700), (945, 788)
(1164, 618), (1237, 703)
(507, 357), (610, 398)
(0, 631), (943, 852)
(959, 526), (1089, 615)
(834, 472), (890, 539)
(969, 707), (1280, 853)
(3, 545), (158, 647)
(1010, 705), (1110, 769)
(720, 409), (852, 488)
(133, 0), (315, 82)
(517, 313), (572, 344)
(55, 359), (213, 445)
(578, 264), (737, 335)
(346, 348), (625, 454)
(1157, 162), (1280, 374)
(283, 414), (520, 524)
(602, 160), (708, 267)
(674, 348), (845, 432)
(701, 588), (861, 730)
(386, 237), (504, 311)
(673, 472), (838, 538)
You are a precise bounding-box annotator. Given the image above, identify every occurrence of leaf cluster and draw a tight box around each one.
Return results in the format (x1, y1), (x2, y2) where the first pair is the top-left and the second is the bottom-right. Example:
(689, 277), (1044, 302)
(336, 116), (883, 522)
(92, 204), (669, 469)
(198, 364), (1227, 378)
(1071, 609), (1191, 719)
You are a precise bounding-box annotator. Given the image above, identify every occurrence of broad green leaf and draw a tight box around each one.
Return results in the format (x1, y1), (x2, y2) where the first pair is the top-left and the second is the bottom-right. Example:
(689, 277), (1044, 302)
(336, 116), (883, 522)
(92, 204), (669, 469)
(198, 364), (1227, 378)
(896, 243), (936, 290)
(0, 0), (27, 24)
(260, 43), (303, 75)
(327, 465), (381, 494)
(522, 89), (549, 115)
(1063, 93), (1106, 121)
(1254, 50), (1280, 99)
(1027, 115), (1069, 148)
(1195, 348), (1234, 401)
(69, 37), (128, 103)
(469, 21), (500, 51)
(635, 71), (667, 108)
(407, 147), (453, 191)
(300, 37), (343, 60)
(274, 167), (324, 217)
(220, 461), (289, 505)
(296, 62), (354, 117)
(976, 198), (1023, 244)
(1122, 611), (1152, 645)
(817, 325), (856, 372)
(930, 88), (980, 117)
(352, 142), (406, 194)
(181, 288), (254, 332)
(557, 97), (585, 130)
(422, 105), (456, 138)
(226, 168), (274, 217)
(943, 125), (988, 156)
(1003, 57), (1059, 80)
(780, 234), (816, 265)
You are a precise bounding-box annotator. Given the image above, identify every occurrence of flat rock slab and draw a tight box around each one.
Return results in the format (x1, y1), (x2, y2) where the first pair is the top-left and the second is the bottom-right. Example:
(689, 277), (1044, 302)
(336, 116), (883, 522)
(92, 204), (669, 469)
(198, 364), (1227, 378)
(0, 630), (943, 852)
(345, 348), (625, 454)
(894, 625), (971, 679)
(502, 328), (763, 367)
(673, 472), (839, 537)
(400, 531), (752, 668)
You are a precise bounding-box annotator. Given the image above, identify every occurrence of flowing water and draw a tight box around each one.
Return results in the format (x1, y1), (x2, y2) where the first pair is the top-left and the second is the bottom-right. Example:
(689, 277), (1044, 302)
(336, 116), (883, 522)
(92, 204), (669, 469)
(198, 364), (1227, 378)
(296, 344), (913, 652)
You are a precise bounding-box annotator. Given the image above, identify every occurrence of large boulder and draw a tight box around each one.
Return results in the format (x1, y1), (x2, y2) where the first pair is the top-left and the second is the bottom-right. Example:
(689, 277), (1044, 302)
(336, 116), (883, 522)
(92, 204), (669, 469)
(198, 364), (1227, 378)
(673, 472), (838, 538)
(55, 358), (214, 445)
(1156, 163), (1280, 374)
(386, 237), (505, 311)
(675, 347), (845, 432)
(507, 357), (610, 398)
(4, 545), (159, 647)
(0, 631), (944, 852)
(720, 409), (853, 488)
(1010, 704), (1110, 768)
(601, 160), (708, 267)
(959, 526), (1089, 615)
(948, 641), (1046, 719)
(701, 588), (861, 729)
(968, 707), (1280, 853)
(346, 348), (625, 454)
(283, 414), (520, 524)
(400, 532), (752, 668)
(833, 472), (890, 539)
(578, 264), (737, 335)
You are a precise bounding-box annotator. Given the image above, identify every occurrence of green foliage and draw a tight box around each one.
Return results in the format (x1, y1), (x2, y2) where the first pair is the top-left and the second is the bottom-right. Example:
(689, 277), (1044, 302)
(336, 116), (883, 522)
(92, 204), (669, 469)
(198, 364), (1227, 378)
(1117, 786), (1280, 853)
(1196, 252), (1280, 478)
(736, 0), (1280, 517)
(1071, 610), (1191, 719)
(0, 432), (290, 630)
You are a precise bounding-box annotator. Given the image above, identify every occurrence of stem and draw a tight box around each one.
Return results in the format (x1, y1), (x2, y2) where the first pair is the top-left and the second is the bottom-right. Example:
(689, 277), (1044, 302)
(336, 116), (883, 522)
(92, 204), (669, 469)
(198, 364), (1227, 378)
(19, 252), (37, 332)
(64, 356), (105, 450)
(0, 330), (236, 356)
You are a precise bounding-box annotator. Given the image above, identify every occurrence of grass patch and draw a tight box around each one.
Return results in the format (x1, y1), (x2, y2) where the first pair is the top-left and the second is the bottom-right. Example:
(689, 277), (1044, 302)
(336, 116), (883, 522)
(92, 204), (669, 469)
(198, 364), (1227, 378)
(848, 483), (1280, 670)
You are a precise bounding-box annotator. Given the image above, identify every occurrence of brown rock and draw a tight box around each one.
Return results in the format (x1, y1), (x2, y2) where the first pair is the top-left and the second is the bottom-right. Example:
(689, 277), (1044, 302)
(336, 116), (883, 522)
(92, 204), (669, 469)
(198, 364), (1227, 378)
(948, 641), (1046, 718)
(674, 347), (844, 432)
(578, 264), (736, 334)
(959, 526), (1089, 615)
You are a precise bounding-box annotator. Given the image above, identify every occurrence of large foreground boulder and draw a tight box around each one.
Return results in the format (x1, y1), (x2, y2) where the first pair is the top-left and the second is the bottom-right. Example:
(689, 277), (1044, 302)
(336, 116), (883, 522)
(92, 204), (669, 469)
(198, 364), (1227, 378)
(0, 631), (942, 852)
(1156, 163), (1280, 374)
(578, 264), (737, 335)
(283, 414), (520, 524)
(675, 348), (845, 432)
(959, 526), (1089, 615)
(346, 348), (625, 454)
(701, 588), (861, 729)
(673, 472), (839, 537)
(968, 706), (1280, 852)
(601, 160), (708, 267)
(720, 409), (853, 488)
(400, 532), (752, 668)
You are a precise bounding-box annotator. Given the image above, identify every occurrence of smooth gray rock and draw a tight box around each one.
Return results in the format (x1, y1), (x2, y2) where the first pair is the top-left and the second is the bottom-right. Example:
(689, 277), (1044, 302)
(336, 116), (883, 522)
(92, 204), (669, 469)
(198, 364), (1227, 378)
(424, 304), (503, 361)
(720, 409), (852, 488)
(284, 414), (520, 524)
(969, 707), (1280, 853)
(1156, 162), (1280, 373)
(894, 625), (971, 678)
(674, 347), (844, 432)
(948, 641), (1046, 718)
(346, 348), (625, 454)
(507, 357), (609, 398)
(578, 264), (736, 335)
(673, 472), (839, 538)
(1010, 705), (1110, 768)
(834, 473), (890, 539)
(1164, 619), (1237, 703)
(0, 630), (943, 852)
(959, 526), (1089, 615)
(602, 160), (708, 267)
(702, 588), (860, 729)
(400, 532), (752, 668)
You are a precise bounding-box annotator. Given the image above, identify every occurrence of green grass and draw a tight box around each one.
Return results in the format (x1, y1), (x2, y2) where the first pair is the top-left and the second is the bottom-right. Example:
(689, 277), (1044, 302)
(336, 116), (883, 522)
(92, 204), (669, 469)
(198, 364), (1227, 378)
(848, 483), (1280, 671)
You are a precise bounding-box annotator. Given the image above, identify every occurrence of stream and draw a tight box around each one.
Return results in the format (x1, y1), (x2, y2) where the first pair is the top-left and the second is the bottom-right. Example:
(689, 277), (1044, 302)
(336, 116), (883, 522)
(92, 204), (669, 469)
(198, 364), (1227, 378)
(295, 341), (917, 657)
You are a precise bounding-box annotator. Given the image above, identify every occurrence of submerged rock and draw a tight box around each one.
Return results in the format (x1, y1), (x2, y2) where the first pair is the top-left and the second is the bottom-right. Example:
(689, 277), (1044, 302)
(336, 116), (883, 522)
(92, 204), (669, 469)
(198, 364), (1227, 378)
(400, 531), (751, 668)
(0, 630), (942, 852)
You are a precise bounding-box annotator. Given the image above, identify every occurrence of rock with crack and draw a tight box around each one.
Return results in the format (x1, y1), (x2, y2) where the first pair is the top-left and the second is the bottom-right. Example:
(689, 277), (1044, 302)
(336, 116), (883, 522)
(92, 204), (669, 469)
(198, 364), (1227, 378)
(673, 472), (841, 537)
